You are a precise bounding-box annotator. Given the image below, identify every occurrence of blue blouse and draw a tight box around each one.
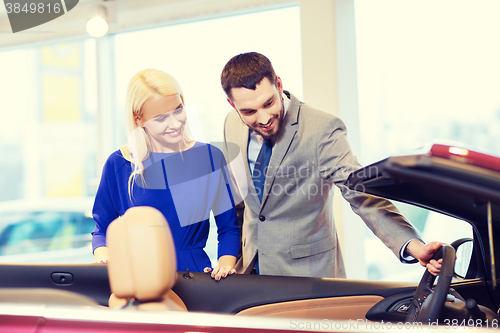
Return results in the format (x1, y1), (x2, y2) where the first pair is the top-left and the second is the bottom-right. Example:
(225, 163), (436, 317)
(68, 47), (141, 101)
(91, 142), (240, 272)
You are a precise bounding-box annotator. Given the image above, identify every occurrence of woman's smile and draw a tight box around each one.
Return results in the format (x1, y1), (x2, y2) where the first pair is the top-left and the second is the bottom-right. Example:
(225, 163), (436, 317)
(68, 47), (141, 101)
(164, 127), (183, 137)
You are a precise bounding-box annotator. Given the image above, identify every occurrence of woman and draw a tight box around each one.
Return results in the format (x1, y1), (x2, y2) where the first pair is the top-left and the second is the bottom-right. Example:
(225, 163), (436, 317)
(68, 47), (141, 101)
(91, 69), (239, 280)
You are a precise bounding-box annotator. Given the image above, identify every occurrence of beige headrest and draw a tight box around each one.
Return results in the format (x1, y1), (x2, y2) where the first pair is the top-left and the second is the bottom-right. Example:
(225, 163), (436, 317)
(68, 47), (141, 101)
(107, 206), (177, 301)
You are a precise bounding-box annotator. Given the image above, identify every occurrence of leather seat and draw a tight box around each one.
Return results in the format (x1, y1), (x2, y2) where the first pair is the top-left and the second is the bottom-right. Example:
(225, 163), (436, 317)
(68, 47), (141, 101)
(106, 206), (187, 311)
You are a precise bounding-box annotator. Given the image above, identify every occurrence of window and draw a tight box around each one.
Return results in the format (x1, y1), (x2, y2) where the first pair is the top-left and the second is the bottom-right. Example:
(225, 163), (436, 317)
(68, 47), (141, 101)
(0, 40), (98, 201)
(113, 6), (302, 145)
(0, 197), (95, 263)
(364, 202), (473, 281)
(354, 0), (496, 280)
(355, 0), (500, 164)
(0, 40), (97, 263)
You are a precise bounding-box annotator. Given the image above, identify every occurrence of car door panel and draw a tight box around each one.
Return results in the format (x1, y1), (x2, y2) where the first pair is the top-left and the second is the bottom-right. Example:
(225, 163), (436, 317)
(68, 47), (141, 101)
(235, 295), (384, 320)
(172, 272), (418, 314)
(0, 264), (110, 306)
(0, 264), (418, 312)
(0, 263), (495, 320)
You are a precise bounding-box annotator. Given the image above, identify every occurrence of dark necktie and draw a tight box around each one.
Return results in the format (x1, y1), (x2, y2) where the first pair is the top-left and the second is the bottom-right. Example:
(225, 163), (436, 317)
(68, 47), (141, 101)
(252, 140), (273, 202)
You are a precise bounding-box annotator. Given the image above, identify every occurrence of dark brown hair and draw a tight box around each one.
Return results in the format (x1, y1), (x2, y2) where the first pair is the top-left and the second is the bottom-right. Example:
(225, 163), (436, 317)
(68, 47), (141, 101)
(221, 52), (277, 100)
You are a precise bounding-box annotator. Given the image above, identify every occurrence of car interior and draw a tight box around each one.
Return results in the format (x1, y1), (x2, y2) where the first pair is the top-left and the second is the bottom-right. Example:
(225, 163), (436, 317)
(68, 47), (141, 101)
(1, 1), (500, 331)
(3, 148), (500, 329)
(0, 209), (498, 326)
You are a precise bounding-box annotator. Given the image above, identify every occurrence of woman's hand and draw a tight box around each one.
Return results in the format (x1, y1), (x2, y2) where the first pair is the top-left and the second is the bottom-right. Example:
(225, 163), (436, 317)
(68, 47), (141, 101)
(204, 255), (236, 281)
(93, 246), (109, 264)
(204, 265), (236, 281)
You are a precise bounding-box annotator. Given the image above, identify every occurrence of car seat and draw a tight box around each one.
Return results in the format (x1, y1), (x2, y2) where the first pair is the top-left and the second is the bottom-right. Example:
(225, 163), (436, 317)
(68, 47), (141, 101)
(106, 206), (186, 311)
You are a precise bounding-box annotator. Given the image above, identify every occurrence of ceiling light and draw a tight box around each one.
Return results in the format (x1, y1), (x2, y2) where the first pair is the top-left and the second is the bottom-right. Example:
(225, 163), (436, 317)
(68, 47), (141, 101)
(86, 5), (109, 38)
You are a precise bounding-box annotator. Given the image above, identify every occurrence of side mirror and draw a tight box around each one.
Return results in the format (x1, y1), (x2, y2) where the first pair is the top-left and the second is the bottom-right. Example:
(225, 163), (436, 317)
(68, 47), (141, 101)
(450, 238), (473, 279)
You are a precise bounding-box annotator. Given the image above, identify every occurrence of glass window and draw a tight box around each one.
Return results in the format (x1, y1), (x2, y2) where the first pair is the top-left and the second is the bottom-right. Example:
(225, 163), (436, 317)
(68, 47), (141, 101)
(364, 202), (473, 282)
(0, 40), (98, 263)
(355, 0), (500, 165)
(354, 0), (495, 280)
(0, 206), (95, 263)
(0, 40), (98, 201)
(113, 6), (302, 145)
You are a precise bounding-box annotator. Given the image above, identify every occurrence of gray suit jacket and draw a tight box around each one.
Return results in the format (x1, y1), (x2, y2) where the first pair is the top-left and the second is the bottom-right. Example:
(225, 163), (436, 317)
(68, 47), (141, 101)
(223, 91), (420, 278)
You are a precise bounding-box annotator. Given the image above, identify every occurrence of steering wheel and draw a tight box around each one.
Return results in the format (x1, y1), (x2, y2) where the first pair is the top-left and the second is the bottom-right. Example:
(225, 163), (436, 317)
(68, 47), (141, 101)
(405, 244), (456, 323)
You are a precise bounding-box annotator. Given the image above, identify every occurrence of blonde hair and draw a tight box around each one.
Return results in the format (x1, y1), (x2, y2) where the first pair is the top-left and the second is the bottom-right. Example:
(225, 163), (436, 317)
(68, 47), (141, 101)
(125, 69), (193, 199)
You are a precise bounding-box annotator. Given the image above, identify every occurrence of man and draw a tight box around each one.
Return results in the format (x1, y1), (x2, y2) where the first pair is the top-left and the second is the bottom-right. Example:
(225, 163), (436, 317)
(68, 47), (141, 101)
(221, 52), (442, 278)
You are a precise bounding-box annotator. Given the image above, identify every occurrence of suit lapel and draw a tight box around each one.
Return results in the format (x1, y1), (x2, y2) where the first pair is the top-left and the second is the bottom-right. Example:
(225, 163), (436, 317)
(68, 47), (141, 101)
(261, 92), (300, 208)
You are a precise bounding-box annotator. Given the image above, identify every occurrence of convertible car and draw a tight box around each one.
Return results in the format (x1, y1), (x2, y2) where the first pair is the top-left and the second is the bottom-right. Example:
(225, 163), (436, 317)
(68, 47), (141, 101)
(0, 144), (499, 332)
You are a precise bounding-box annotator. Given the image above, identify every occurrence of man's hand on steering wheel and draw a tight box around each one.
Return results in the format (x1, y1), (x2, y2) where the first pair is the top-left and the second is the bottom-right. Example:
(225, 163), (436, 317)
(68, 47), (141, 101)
(407, 240), (444, 276)
(405, 244), (456, 323)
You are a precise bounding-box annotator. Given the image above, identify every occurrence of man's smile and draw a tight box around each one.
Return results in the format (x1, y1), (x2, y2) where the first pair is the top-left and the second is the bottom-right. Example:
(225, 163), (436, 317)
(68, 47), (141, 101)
(259, 118), (276, 132)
